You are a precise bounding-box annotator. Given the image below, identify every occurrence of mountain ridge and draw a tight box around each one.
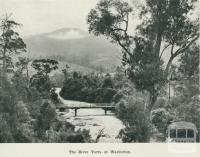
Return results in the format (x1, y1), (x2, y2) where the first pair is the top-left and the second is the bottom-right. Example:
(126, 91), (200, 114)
(25, 27), (122, 72)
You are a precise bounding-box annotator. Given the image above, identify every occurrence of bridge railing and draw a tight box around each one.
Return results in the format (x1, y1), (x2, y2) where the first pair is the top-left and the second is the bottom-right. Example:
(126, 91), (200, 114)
(94, 103), (112, 107)
(60, 103), (113, 108)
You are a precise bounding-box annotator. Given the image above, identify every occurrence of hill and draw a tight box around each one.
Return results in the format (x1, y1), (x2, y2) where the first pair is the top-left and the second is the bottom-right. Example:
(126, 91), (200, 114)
(25, 28), (122, 73)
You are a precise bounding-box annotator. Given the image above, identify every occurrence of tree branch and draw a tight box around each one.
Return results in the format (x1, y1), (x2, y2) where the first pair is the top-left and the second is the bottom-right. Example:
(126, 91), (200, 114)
(170, 43), (174, 56)
(114, 33), (133, 57)
(173, 34), (199, 57)
(125, 13), (129, 32)
(164, 34), (199, 77)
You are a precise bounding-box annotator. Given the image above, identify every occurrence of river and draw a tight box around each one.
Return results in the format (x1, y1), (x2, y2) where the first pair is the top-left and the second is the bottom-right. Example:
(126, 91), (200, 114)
(55, 88), (125, 143)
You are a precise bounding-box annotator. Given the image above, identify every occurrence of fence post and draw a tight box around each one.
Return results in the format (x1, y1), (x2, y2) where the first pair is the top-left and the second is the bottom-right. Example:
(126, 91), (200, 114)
(104, 108), (107, 115)
(75, 108), (78, 117)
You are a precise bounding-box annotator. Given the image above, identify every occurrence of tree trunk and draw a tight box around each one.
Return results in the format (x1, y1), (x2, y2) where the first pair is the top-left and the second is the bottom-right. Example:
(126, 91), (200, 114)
(147, 90), (158, 112)
(144, 87), (159, 112)
(154, 30), (162, 59)
(2, 50), (6, 76)
(164, 56), (174, 78)
(26, 65), (30, 88)
(1, 50), (7, 87)
(2, 35), (8, 78)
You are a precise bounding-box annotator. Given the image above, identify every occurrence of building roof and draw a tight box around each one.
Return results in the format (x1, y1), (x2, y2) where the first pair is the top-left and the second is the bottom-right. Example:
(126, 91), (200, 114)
(168, 121), (198, 132)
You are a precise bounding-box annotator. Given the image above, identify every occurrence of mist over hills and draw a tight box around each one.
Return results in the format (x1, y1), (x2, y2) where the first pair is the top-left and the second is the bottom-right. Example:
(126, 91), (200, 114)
(25, 28), (122, 73)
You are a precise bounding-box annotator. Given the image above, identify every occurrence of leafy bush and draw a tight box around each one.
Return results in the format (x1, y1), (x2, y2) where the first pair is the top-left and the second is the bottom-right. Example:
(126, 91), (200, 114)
(116, 97), (151, 142)
(0, 79), (34, 143)
(35, 102), (56, 138)
(0, 116), (13, 142)
(57, 128), (91, 143)
(151, 108), (174, 140)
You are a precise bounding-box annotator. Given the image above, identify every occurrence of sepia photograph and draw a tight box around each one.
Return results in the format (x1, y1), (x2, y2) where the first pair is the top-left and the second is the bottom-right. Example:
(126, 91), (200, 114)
(0, 0), (199, 145)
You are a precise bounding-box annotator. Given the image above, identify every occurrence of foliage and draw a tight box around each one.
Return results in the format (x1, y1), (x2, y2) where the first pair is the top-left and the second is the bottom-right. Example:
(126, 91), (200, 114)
(87, 0), (199, 110)
(50, 88), (59, 104)
(0, 16), (92, 143)
(176, 96), (200, 133)
(56, 128), (91, 143)
(0, 15), (26, 75)
(31, 59), (58, 76)
(156, 41), (200, 141)
(30, 59), (58, 97)
(178, 43), (199, 79)
(0, 80), (34, 142)
(0, 115), (13, 142)
(60, 71), (117, 103)
(35, 102), (56, 138)
(11, 66), (30, 101)
(30, 73), (51, 96)
(0, 17), (34, 142)
(116, 97), (151, 142)
(151, 108), (174, 139)
(0, 58), (90, 143)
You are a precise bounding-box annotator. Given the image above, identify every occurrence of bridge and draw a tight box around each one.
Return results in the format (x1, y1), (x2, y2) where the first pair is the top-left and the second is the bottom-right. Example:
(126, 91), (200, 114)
(58, 105), (115, 116)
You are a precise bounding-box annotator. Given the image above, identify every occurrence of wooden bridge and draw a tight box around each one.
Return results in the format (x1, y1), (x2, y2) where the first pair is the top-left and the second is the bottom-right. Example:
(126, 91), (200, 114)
(58, 105), (115, 116)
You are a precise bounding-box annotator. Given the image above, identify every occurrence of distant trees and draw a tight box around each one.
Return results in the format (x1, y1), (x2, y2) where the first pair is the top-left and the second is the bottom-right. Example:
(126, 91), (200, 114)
(60, 71), (117, 103)
(87, 0), (199, 111)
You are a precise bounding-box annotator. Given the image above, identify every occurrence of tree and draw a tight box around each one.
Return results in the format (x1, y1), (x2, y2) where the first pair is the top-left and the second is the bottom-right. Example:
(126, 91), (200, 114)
(16, 57), (30, 86)
(0, 78), (33, 142)
(172, 43), (199, 103)
(50, 88), (59, 104)
(102, 74), (113, 88)
(0, 15), (26, 77)
(87, 0), (199, 111)
(0, 115), (13, 142)
(30, 59), (58, 96)
(31, 59), (58, 77)
(12, 70), (29, 101)
(11, 57), (31, 101)
(178, 43), (199, 79)
(35, 102), (56, 139)
(163, 42), (200, 140)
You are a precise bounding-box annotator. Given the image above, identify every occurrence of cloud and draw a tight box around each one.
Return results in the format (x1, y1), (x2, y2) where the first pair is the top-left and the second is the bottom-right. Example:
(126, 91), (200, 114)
(0, 0), (99, 36)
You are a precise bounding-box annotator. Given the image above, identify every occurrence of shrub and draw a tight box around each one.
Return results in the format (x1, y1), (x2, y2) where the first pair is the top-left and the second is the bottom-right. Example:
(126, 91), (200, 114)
(0, 116), (13, 142)
(35, 102), (56, 138)
(116, 97), (151, 142)
(151, 108), (174, 139)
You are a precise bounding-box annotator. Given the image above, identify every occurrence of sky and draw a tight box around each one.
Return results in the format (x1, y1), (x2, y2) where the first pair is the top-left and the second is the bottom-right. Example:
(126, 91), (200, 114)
(0, 0), (198, 42)
(0, 0), (101, 36)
